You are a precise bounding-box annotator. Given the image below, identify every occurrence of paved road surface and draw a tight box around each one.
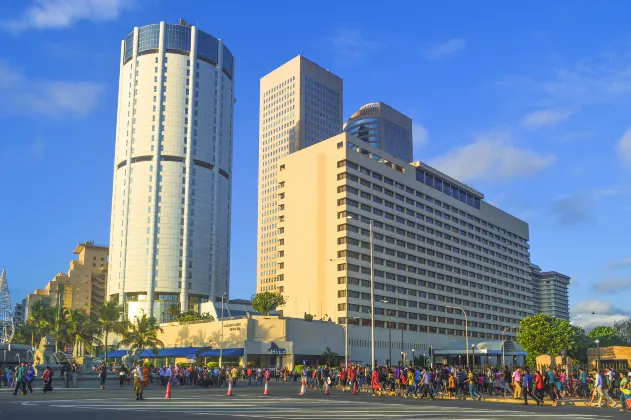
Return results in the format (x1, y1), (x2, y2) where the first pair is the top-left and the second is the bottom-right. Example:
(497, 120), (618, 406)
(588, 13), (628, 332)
(0, 383), (625, 419)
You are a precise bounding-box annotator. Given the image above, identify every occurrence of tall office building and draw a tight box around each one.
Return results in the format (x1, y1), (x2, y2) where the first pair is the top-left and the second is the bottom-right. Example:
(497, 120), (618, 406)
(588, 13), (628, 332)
(530, 264), (570, 321)
(276, 133), (532, 342)
(257, 56), (343, 293)
(344, 102), (413, 163)
(108, 20), (235, 320)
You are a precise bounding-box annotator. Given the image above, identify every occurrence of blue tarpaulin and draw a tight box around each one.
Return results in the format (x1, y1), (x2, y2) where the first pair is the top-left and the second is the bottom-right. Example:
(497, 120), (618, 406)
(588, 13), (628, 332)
(97, 350), (129, 359)
(138, 347), (203, 357)
(198, 348), (244, 357)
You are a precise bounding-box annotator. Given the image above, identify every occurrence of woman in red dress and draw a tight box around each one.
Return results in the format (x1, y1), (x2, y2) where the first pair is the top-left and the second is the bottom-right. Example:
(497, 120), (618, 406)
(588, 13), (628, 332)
(371, 368), (382, 396)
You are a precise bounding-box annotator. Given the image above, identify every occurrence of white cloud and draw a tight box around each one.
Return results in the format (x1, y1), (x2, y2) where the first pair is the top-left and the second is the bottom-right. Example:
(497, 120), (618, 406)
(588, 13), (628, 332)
(605, 257), (631, 270)
(427, 132), (556, 182)
(617, 128), (631, 166)
(572, 300), (631, 330)
(2, 0), (134, 31)
(521, 109), (573, 128)
(0, 60), (104, 118)
(328, 28), (383, 64)
(592, 277), (631, 295)
(412, 123), (428, 158)
(424, 38), (467, 60)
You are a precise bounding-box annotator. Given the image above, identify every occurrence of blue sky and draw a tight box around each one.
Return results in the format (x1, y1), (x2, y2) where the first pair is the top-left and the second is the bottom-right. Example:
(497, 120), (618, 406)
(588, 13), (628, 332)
(1, 0), (630, 330)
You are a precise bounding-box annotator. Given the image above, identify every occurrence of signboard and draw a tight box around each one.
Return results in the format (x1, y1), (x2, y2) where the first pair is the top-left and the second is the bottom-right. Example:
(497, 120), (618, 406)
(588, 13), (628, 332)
(186, 353), (197, 363)
(268, 342), (287, 355)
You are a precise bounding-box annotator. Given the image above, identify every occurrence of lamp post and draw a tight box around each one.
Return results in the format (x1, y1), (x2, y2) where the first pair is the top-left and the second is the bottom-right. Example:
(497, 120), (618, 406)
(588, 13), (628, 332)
(471, 344), (475, 368)
(382, 299), (392, 366)
(447, 306), (469, 366)
(429, 345), (433, 369)
(595, 339), (600, 371)
(412, 348), (415, 367)
(423, 353), (426, 368)
(219, 292), (226, 367)
(400, 351), (405, 367)
(348, 216), (374, 370)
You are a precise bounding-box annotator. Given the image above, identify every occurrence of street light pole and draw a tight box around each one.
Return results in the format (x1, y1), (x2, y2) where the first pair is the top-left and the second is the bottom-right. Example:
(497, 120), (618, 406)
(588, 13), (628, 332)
(219, 292), (226, 367)
(447, 306), (469, 366)
(412, 348), (415, 367)
(595, 339), (600, 371)
(369, 219), (375, 370)
(382, 299), (391, 366)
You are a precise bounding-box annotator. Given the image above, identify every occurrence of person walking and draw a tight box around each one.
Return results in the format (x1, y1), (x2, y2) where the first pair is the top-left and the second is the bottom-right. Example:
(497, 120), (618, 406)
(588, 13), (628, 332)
(98, 362), (107, 389)
(119, 364), (129, 387)
(133, 362), (145, 400)
(522, 369), (541, 405)
(589, 369), (614, 408)
(466, 368), (481, 401)
(618, 372), (630, 412)
(512, 367), (522, 399)
(25, 363), (35, 394)
(546, 367), (557, 406)
(12, 361), (27, 396)
(420, 368), (435, 400)
(71, 362), (79, 388)
(42, 365), (54, 393)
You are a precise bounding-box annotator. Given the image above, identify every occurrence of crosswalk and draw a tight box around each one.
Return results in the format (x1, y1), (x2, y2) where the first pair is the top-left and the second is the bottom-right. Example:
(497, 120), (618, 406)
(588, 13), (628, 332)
(20, 396), (613, 419)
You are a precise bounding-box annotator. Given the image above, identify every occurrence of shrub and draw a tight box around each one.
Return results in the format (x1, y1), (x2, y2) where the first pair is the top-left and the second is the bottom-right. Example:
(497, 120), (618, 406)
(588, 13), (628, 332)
(207, 362), (219, 368)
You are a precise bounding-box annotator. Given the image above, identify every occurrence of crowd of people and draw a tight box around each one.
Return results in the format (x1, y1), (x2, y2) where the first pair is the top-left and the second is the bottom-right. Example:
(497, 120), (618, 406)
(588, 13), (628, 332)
(299, 364), (631, 411)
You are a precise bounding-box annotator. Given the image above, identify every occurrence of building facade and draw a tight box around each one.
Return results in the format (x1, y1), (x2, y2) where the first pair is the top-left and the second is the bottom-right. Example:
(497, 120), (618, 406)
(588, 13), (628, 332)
(530, 264), (570, 320)
(344, 102), (413, 163)
(257, 56), (343, 293)
(13, 301), (25, 326)
(275, 133), (532, 342)
(108, 20), (235, 320)
(24, 242), (108, 319)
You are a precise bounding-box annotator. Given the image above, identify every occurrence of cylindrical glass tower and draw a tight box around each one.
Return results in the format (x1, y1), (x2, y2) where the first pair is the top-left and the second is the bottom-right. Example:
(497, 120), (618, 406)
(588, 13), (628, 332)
(107, 21), (234, 321)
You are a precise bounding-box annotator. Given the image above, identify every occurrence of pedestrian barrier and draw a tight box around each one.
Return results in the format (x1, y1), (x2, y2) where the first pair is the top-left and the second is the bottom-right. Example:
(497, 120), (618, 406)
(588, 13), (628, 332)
(165, 381), (171, 399)
(226, 380), (233, 396)
(264, 380), (270, 395)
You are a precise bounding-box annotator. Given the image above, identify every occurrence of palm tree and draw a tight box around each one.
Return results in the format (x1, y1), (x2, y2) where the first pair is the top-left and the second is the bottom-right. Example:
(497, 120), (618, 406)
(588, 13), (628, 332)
(27, 301), (54, 346)
(119, 314), (164, 356)
(167, 304), (181, 321)
(65, 309), (100, 356)
(322, 347), (340, 366)
(97, 300), (127, 362)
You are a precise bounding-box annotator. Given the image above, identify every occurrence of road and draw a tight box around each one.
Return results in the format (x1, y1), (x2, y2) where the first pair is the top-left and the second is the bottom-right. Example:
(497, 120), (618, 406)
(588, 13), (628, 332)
(0, 381), (625, 419)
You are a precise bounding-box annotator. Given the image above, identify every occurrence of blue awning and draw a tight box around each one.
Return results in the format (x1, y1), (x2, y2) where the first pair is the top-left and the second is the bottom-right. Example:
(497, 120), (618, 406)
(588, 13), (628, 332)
(98, 350), (129, 359)
(139, 347), (203, 358)
(198, 348), (244, 357)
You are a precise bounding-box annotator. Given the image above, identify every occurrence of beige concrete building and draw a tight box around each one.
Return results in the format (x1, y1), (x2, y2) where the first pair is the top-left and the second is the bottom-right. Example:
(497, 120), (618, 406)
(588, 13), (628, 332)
(257, 56), (343, 293)
(275, 133), (532, 344)
(25, 242), (108, 318)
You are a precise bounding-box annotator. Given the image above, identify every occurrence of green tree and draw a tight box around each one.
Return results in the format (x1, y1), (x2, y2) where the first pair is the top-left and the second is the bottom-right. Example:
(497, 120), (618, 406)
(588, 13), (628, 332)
(120, 314), (164, 356)
(251, 292), (286, 316)
(516, 314), (576, 366)
(27, 302), (55, 346)
(568, 325), (591, 364)
(613, 319), (631, 345)
(167, 304), (181, 321)
(65, 309), (100, 356)
(589, 325), (625, 347)
(322, 347), (340, 366)
(97, 300), (127, 361)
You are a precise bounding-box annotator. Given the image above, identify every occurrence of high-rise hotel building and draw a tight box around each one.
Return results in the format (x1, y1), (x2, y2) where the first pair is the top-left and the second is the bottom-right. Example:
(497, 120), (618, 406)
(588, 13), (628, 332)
(531, 264), (570, 321)
(257, 56), (343, 293)
(276, 133), (532, 341)
(344, 102), (413, 163)
(108, 21), (235, 320)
